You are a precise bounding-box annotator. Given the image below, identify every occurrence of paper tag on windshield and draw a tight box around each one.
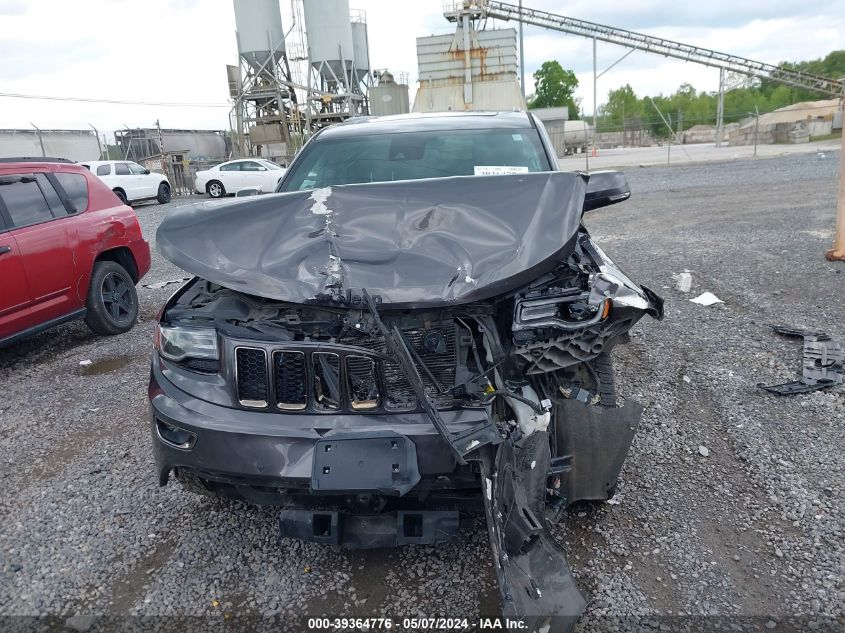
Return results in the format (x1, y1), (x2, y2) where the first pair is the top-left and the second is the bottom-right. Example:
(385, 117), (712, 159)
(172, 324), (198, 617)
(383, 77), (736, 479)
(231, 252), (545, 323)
(474, 165), (529, 176)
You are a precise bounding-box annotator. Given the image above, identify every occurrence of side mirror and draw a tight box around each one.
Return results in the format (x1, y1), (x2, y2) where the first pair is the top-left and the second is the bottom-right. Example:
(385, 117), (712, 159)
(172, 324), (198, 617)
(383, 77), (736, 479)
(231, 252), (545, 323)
(142, 168), (150, 175)
(584, 170), (630, 212)
(236, 188), (260, 197)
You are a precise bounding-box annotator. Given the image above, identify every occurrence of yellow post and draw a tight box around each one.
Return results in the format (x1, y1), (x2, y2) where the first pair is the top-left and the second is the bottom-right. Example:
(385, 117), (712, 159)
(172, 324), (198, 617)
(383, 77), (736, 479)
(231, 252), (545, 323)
(826, 98), (845, 261)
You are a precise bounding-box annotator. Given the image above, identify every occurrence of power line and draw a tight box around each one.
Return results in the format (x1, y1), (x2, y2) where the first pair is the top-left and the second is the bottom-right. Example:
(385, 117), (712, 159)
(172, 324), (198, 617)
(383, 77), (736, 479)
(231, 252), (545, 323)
(0, 91), (230, 108)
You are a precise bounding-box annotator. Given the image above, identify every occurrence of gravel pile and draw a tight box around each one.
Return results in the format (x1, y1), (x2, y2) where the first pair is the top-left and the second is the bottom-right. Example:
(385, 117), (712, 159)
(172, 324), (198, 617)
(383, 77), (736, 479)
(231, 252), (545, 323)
(1, 152), (842, 631)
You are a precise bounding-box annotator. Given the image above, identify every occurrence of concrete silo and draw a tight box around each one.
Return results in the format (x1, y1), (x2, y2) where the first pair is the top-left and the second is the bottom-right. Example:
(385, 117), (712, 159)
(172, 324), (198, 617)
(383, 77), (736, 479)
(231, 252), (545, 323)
(350, 10), (370, 83)
(229, 0), (302, 160)
(303, 0), (354, 87)
(300, 0), (369, 125)
(233, 0), (285, 71)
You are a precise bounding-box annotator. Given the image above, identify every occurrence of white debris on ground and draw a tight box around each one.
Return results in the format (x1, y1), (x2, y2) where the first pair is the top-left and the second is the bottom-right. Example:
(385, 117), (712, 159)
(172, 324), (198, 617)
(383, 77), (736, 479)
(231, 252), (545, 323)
(690, 291), (724, 306)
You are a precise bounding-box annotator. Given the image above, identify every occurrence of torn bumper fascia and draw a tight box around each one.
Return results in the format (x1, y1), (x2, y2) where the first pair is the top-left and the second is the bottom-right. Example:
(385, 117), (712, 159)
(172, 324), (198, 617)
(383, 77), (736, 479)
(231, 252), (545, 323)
(479, 398), (645, 632)
(551, 399), (642, 505)
(481, 431), (586, 633)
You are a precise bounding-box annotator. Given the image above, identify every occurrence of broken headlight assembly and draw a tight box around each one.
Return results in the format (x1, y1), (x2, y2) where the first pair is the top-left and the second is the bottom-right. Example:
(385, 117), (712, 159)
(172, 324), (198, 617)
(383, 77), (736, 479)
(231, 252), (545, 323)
(154, 324), (219, 373)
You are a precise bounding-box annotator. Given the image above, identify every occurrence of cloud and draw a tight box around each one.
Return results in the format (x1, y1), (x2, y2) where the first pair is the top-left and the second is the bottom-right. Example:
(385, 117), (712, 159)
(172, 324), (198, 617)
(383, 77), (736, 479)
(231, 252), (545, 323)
(0, 0), (26, 16)
(0, 38), (102, 79)
(0, 0), (841, 131)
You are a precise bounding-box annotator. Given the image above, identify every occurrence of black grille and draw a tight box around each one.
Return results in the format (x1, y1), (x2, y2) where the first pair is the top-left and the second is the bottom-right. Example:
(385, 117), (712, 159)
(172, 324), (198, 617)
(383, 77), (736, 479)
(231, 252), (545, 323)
(232, 321), (458, 413)
(274, 351), (306, 409)
(340, 322), (458, 412)
(236, 347), (268, 406)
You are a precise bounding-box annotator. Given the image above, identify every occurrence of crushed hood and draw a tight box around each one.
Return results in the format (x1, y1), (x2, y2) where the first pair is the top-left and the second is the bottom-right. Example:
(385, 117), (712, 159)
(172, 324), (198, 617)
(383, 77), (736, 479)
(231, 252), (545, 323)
(156, 172), (587, 308)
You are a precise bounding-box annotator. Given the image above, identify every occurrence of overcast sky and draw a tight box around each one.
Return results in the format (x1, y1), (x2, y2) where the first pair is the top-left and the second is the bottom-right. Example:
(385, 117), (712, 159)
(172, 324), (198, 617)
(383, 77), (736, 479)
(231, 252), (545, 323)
(0, 0), (841, 135)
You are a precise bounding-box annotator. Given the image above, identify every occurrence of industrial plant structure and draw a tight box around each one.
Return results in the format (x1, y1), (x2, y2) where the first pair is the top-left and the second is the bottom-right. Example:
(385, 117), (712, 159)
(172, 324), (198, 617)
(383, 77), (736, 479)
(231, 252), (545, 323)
(115, 129), (230, 163)
(222, 0), (842, 162)
(0, 129), (101, 162)
(369, 71), (411, 117)
(414, 2), (525, 113)
(228, 0), (380, 161)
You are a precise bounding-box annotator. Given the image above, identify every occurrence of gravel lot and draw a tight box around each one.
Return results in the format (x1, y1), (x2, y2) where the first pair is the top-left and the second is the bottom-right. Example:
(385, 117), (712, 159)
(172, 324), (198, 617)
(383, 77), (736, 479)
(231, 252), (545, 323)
(1, 151), (843, 632)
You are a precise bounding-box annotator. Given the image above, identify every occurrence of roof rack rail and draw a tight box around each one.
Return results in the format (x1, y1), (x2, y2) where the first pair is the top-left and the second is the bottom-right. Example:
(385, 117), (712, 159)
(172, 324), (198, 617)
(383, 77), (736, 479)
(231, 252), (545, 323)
(0, 157), (75, 164)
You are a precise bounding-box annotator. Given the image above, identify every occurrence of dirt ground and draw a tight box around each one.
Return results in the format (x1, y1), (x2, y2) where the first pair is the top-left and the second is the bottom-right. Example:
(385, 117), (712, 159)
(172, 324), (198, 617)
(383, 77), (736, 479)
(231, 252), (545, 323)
(1, 152), (843, 632)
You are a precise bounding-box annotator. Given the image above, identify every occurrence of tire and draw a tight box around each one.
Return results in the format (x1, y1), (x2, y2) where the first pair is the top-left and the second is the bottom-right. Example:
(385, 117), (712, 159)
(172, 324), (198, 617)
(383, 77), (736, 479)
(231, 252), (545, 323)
(113, 189), (128, 205)
(156, 182), (171, 204)
(84, 261), (139, 335)
(207, 180), (225, 198)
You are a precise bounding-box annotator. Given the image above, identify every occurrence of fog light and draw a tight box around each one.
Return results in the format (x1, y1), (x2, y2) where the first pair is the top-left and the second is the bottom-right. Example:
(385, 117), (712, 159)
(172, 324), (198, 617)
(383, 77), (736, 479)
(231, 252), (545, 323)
(155, 418), (196, 450)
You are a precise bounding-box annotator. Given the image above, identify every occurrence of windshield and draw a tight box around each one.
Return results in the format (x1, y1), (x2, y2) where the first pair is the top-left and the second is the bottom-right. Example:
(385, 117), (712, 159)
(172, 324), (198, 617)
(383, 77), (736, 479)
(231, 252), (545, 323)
(279, 128), (551, 191)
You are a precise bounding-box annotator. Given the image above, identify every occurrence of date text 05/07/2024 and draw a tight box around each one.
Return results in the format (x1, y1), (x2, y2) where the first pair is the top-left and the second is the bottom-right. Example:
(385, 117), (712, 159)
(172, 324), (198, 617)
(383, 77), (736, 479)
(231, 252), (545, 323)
(305, 617), (527, 629)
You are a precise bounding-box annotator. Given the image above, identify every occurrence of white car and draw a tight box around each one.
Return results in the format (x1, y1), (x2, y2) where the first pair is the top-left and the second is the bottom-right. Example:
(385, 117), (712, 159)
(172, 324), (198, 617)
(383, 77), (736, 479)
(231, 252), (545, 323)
(82, 160), (171, 205)
(194, 159), (286, 198)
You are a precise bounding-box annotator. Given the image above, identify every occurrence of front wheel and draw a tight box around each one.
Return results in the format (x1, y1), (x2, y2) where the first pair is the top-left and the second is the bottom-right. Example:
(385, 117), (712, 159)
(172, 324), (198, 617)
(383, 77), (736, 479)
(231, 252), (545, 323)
(84, 261), (139, 335)
(157, 182), (171, 204)
(207, 180), (225, 198)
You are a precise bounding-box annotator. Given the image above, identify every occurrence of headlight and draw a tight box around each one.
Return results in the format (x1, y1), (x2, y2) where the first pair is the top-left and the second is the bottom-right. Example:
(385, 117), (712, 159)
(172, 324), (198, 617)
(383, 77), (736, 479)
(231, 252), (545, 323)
(154, 324), (218, 363)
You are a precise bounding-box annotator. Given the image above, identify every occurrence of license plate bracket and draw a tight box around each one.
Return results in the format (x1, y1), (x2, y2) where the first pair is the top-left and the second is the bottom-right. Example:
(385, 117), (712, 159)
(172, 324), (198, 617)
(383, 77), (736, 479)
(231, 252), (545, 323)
(311, 432), (421, 496)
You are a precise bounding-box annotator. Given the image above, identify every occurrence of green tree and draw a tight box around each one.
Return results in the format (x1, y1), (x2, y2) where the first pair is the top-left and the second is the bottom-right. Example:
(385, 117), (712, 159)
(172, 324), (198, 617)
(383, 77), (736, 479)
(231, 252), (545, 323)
(603, 84), (642, 129)
(526, 60), (580, 119)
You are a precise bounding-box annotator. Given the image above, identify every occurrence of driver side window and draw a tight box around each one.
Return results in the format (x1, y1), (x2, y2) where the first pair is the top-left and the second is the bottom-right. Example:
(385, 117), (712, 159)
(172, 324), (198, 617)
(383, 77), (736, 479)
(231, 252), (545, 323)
(129, 163), (146, 175)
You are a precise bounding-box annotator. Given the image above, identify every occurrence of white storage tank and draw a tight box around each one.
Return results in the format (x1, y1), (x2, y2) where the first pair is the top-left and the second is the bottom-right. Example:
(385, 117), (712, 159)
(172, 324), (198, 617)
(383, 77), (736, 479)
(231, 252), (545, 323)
(369, 71), (410, 117)
(232, 0), (285, 71)
(303, 0), (354, 84)
(350, 13), (370, 81)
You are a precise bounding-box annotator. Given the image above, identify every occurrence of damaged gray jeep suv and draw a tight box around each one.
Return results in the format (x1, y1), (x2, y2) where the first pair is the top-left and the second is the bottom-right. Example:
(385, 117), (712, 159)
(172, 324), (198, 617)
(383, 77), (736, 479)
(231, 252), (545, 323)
(149, 111), (662, 630)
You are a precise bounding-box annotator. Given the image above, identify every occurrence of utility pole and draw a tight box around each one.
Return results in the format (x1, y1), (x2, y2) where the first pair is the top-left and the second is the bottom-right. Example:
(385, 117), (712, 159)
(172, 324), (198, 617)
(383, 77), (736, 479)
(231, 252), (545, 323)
(753, 105), (759, 158)
(667, 114), (672, 165)
(827, 89), (845, 261)
(155, 119), (166, 178)
(715, 68), (725, 148)
(518, 0), (525, 101)
(592, 36), (597, 158)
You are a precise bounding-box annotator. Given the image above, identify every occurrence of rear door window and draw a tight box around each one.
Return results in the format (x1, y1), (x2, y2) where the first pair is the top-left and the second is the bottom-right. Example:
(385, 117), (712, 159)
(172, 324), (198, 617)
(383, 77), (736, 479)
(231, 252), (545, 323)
(0, 174), (57, 227)
(115, 163), (130, 176)
(96, 164), (111, 176)
(54, 173), (89, 213)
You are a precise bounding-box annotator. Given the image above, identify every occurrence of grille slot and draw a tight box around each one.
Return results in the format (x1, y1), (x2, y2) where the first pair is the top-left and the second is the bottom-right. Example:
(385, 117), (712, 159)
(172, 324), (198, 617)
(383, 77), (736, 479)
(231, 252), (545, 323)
(313, 352), (341, 411)
(274, 351), (307, 410)
(235, 347), (268, 407)
(347, 355), (380, 410)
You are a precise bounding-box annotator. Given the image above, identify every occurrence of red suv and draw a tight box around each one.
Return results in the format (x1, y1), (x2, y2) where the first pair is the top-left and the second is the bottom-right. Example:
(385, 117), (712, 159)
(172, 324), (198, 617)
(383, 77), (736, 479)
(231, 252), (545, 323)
(0, 157), (151, 348)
